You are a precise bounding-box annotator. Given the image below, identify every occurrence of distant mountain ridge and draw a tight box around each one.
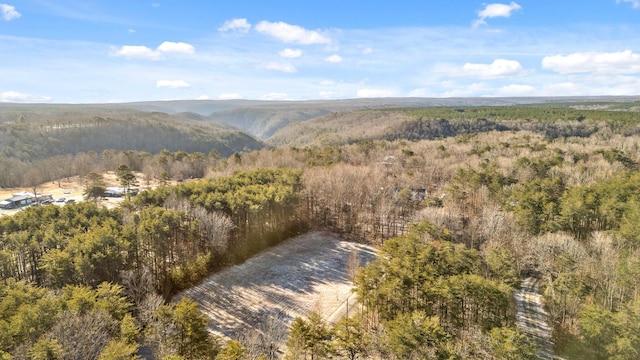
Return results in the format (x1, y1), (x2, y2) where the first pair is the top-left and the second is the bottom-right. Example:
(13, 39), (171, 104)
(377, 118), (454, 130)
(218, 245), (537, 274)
(2, 96), (639, 158)
(122, 96), (640, 141)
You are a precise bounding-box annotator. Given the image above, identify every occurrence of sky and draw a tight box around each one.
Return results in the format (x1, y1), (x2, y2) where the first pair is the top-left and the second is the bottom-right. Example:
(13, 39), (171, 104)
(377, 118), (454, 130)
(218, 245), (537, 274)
(1, 0), (640, 103)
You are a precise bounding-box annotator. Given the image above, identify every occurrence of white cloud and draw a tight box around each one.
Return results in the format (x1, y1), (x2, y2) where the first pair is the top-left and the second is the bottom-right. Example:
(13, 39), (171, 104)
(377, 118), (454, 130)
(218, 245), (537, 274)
(219, 93), (243, 100)
(157, 41), (194, 55)
(618, 0), (640, 8)
(264, 62), (297, 73)
(356, 88), (396, 98)
(319, 91), (343, 98)
(407, 88), (433, 97)
(532, 74), (640, 96)
(218, 18), (251, 33)
(0, 91), (51, 103)
(128, 29), (136, 33)
(111, 41), (195, 60)
(1, 4), (20, 21)
(461, 59), (524, 78)
(319, 80), (335, 86)
(279, 48), (302, 58)
(435, 81), (538, 98)
(156, 80), (190, 88)
(111, 45), (162, 60)
(439, 82), (492, 97)
(539, 82), (584, 96)
(196, 95), (210, 100)
(361, 47), (373, 55)
(473, 2), (521, 28)
(324, 54), (343, 63)
(479, 2), (522, 18)
(255, 21), (331, 44)
(542, 50), (640, 74)
(497, 84), (536, 96)
(152, 3), (161, 8)
(261, 92), (290, 100)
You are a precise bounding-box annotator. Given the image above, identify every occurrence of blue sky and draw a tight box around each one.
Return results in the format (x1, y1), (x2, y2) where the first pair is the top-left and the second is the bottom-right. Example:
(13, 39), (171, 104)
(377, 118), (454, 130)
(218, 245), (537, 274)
(1, 0), (640, 103)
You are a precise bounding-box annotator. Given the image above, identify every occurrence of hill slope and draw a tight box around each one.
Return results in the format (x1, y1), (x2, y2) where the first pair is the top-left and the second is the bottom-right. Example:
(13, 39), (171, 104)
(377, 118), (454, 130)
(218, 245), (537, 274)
(0, 104), (264, 161)
(3, 97), (640, 158)
(267, 109), (412, 147)
(125, 97), (598, 140)
(268, 103), (640, 147)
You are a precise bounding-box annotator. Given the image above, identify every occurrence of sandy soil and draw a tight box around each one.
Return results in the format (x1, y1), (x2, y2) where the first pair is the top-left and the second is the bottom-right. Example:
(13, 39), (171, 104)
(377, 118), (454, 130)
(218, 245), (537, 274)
(177, 231), (378, 341)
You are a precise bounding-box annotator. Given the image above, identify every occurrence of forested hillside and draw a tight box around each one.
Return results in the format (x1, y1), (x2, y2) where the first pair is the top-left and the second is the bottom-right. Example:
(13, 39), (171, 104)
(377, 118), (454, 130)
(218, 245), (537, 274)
(269, 103), (640, 147)
(124, 96), (610, 140)
(128, 98), (452, 139)
(0, 104), (265, 188)
(2, 100), (640, 358)
(0, 104), (263, 163)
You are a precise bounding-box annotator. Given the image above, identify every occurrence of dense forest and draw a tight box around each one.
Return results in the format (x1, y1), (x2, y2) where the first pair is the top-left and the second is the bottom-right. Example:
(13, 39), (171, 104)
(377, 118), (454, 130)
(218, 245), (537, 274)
(2, 101), (640, 358)
(269, 104), (640, 146)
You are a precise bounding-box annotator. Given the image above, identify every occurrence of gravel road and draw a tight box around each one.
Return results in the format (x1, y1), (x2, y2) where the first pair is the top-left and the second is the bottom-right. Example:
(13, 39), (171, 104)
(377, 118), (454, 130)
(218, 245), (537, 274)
(516, 277), (554, 359)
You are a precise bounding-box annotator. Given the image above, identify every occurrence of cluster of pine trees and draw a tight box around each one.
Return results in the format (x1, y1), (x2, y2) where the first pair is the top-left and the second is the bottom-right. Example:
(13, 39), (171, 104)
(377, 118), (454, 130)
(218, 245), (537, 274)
(285, 221), (533, 359)
(0, 168), (304, 358)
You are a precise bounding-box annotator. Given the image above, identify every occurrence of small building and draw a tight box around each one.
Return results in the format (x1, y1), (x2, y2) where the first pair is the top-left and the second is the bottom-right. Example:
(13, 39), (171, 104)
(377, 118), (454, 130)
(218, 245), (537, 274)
(0, 192), (36, 209)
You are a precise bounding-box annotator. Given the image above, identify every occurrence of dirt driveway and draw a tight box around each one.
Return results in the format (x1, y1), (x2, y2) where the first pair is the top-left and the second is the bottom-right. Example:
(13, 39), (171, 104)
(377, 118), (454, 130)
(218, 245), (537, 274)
(516, 277), (554, 359)
(177, 231), (377, 340)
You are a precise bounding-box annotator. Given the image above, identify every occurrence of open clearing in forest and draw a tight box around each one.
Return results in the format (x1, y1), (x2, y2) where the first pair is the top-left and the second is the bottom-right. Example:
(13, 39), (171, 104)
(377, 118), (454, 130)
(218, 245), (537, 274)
(0, 171), (166, 217)
(0, 176), (87, 217)
(177, 231), (377, 340)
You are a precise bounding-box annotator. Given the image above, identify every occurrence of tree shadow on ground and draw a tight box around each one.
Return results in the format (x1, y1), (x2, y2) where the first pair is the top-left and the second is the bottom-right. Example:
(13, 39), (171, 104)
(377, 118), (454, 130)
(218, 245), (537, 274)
(177, 231), (377, 339)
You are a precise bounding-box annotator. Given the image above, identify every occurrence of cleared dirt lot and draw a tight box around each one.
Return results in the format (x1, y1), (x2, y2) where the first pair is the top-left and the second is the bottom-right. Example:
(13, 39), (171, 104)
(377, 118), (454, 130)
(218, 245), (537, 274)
(177, 231), (377, 340)
(0, 172), (158, 217)
(0, 176), (86, 216)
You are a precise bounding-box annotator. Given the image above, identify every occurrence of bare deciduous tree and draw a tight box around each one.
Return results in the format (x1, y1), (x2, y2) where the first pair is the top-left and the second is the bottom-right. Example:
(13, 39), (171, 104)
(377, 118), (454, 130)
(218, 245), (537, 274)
(47, 310), (116, 360)
(22, 167), (43, 202)
(138, 293), (166, 329)
(241, 311), (289, 359)
(347, 248), (360, 282)
(121, 267), (156, 315)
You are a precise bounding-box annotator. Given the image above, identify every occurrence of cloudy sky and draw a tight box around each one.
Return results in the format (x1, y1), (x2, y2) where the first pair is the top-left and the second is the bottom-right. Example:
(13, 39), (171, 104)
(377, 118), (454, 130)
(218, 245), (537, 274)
(1, 0), (640, 103)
